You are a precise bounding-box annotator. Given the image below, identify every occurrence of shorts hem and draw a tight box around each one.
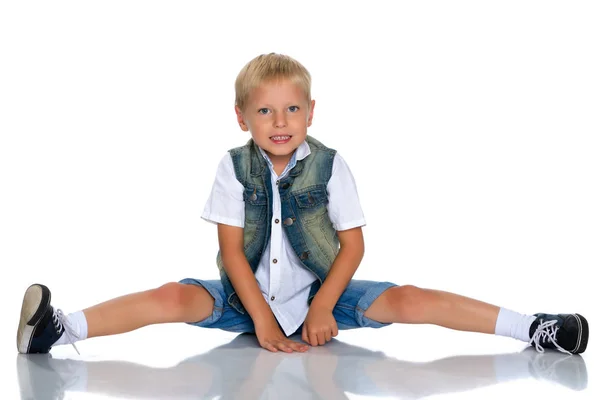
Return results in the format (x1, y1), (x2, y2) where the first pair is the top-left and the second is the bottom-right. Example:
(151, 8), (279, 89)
(355, 281), (397, 328)
(178, 278), (224, 327)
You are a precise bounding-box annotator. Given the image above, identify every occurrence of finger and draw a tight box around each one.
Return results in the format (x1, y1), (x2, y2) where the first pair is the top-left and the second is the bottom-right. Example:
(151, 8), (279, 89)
(289, 341), (309, 352)
(317, 331), (326, 346)
(325, 330), (332, 342)
(332, 325), (339, 337)
(263, 343), (278, 353)
(276, 341), (293, 353)
(310, 332), (319, 347)
(302, 324), (309, 344)
(290, 338), (309, 350)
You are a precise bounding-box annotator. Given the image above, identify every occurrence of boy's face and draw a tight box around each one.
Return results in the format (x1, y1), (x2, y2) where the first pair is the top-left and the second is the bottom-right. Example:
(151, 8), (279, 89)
(235, 78), (315, 166)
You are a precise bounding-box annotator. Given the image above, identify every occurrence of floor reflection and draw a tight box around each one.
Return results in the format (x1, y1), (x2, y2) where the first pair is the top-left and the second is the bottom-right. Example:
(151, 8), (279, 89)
(17, 333), (588, 399)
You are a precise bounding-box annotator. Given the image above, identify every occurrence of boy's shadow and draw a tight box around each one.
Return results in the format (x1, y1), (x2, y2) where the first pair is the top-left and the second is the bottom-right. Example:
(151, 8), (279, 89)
(17, 333), (587, 399)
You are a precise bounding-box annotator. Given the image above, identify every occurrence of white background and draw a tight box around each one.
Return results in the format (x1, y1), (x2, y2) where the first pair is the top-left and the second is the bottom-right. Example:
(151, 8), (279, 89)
(1, 1), (599, 398)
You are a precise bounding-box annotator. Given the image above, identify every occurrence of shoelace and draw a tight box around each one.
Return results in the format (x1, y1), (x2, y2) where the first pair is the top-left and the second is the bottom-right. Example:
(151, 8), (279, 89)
(529, 319), (571, 355)
(53, 309), (81, 355)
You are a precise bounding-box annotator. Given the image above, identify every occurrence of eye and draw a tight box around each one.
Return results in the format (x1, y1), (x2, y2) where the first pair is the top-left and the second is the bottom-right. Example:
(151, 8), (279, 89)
(288, 106), (299, 112)
(258, 108), (270, 115)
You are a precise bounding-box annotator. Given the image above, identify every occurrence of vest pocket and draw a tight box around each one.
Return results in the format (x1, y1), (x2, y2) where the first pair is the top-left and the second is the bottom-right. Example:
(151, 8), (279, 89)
(294, 185), (327, 207)
(293, 185), (328, 224)
(243, 185), (267, 222)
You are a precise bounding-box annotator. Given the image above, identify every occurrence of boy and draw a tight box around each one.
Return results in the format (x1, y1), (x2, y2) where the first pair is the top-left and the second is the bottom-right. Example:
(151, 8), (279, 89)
(17, 53), (588, 355)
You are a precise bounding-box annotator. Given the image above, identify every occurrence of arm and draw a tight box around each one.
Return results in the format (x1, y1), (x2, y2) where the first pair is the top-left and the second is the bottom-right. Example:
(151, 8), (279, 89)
(314, 153), (366, 310)
(218, 223), (309, 353)
(217, 223), (272, 323)
(302, 227), (365, 346)
(310, 226), (365, 310)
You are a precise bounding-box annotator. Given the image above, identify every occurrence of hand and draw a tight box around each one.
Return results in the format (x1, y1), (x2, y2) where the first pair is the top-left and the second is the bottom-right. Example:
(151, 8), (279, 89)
(254, 316), (309, 353)
(302, 305), (338, 346)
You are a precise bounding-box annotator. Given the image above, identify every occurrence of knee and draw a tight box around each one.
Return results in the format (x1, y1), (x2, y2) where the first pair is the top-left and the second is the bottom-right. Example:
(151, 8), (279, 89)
(387, 285), (433, 322)
(150, 282), (189, 317)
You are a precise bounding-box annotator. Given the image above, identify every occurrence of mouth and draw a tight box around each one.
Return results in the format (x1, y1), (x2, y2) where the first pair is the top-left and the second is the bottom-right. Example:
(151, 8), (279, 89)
(270, 135), (292, 143)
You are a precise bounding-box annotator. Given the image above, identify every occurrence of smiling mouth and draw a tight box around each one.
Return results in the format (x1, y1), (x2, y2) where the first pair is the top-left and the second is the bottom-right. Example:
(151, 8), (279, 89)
(270, 135), (291, 141)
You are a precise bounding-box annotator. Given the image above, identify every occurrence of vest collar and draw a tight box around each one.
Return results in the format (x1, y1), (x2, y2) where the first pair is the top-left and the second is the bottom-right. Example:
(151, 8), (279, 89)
(250, 139), (311, 177)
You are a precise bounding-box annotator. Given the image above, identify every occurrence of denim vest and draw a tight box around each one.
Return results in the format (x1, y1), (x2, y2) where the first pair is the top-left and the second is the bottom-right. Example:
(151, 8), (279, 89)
(216, 135), (339, 314)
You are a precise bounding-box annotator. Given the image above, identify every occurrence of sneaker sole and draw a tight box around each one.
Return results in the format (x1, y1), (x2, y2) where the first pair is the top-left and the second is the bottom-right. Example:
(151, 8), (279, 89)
(17, 284), (51, 354)
(573, 313), (588, 354)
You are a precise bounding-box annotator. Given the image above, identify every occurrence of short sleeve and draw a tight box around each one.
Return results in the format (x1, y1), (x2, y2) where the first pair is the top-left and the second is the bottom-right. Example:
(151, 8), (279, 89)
(326, 154), (366, 231)
(202, 153), (245, 227)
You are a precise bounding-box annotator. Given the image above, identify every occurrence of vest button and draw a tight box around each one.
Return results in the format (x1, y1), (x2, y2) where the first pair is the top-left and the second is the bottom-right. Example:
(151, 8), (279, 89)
(273, 258), (278, 264)
(271, 296), (275, 301)
(281, 182), (290, 189)
(283, 218), (294, 226)
(249, 193), (257, 201)
(300, 252), (308, 260)
(275, 219), (280, 224)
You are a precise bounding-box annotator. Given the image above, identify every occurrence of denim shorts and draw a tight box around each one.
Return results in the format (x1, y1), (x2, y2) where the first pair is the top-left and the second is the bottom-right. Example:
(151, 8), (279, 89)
(178, 278), (398, 335)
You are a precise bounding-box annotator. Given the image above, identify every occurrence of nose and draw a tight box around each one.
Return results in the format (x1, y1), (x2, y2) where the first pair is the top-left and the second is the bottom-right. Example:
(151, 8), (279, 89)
(273, 111), (287, 128)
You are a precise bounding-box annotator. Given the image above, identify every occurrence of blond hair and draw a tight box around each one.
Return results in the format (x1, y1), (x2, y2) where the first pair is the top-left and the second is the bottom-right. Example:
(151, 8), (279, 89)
(235, 53), (311, 111)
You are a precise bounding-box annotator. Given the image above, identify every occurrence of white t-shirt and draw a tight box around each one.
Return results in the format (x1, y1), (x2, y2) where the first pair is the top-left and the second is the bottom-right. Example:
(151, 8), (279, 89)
(202, 140), (366, 335)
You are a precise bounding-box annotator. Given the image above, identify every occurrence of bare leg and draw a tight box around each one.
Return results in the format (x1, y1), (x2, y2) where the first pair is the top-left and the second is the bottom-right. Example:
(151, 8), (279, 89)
(364, 285), (499, 333)
(83, 282), (214, 338)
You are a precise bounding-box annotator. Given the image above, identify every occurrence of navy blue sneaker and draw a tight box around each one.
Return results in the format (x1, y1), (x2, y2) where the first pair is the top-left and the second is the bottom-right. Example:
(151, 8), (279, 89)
(529, 313), (589, 354)
(17, 284), (79, 354)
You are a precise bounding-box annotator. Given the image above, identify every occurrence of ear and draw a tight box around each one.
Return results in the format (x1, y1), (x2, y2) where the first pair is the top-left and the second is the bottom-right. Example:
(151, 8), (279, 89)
(235, 105), (249, 131)
(307, 99), (316, 127)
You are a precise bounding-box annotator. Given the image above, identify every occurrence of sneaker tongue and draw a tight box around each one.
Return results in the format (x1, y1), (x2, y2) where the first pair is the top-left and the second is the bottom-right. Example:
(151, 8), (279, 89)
(529, 318), (541, 339)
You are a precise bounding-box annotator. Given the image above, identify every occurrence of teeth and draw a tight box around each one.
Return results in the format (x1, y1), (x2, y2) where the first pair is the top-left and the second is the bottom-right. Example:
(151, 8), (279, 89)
(271, 136), (290, 141)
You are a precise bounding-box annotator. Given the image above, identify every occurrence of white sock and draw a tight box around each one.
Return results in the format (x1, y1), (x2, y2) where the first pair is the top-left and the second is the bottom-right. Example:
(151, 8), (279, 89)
(494, 307), (536, 342)
(55, 310), (88, 345)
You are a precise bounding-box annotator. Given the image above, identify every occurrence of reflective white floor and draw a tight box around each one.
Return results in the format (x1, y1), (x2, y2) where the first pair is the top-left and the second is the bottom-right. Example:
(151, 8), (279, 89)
(5, 323), (596, 399)
(2, 1), (599, 399)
